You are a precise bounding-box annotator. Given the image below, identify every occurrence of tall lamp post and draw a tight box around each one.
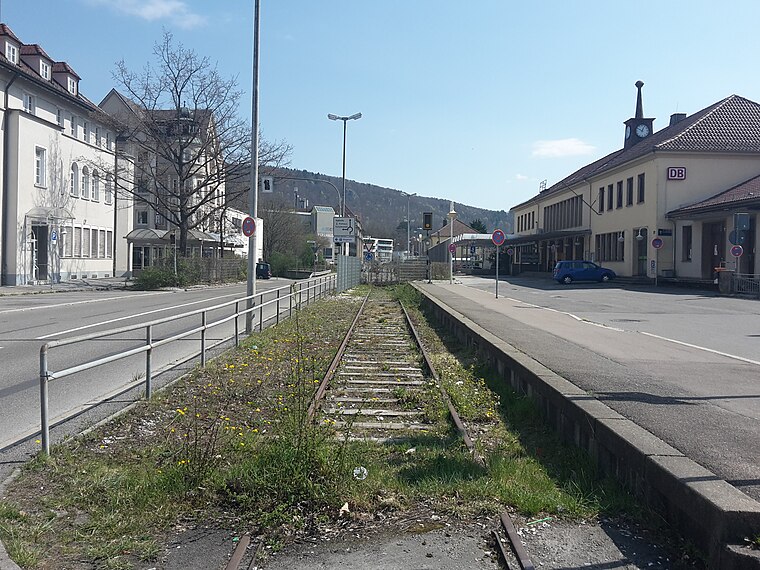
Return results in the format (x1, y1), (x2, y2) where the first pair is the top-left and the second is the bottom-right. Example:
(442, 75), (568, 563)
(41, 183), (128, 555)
(246, 0), (261, 334)
(328, 112), (361, 256)
(448, 202), (457, 284)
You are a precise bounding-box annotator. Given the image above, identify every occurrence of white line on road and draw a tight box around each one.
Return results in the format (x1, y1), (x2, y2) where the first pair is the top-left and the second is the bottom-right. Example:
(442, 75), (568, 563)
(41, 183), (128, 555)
(0, 292), (167, 315)
(36, 290), (247, 340)
(504, 296), (758, 366)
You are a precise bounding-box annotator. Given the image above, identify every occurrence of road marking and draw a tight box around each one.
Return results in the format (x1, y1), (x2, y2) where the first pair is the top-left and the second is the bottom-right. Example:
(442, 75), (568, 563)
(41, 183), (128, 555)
(0, 292), (167, 315)
(640, 332), (760, 366)
(36, 290), (247, 340)
(504, 296), (759, 366)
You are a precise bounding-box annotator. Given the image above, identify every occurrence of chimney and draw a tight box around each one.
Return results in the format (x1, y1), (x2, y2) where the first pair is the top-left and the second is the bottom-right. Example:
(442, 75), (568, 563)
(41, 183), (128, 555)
(669, 113), (687, 126)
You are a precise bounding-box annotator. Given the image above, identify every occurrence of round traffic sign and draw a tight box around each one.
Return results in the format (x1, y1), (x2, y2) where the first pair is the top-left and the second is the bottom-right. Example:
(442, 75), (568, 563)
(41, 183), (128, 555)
(651, 237), (664, 249)
(491, 229), (506, 246)
(448, 243), (456, 254)
(364, 251), (374, 262)
(506, 248), (514, 256)
(730, 244), (744, 258)
(242, 216), (256, 237)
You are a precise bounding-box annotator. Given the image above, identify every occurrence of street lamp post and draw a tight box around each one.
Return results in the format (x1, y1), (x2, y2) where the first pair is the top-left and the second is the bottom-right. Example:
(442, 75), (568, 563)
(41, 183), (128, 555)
(246, 0), (261, 334)
(328, 112), (361, 256)
(448, 202), (457, 285)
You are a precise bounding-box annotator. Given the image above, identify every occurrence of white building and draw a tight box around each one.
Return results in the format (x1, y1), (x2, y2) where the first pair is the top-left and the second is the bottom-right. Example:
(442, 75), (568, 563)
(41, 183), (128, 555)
(0, 24), (129, 285)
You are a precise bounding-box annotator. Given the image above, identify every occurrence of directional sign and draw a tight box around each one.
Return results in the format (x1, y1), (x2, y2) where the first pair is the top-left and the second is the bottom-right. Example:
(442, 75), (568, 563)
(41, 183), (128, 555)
(730, 244), (744, 258)
(333, 217), (355, 243)
(242, 216), (256, 237)
(448, 243), (456, 254)
(491, 229), (506, 246)
(651, 237), (664, 249)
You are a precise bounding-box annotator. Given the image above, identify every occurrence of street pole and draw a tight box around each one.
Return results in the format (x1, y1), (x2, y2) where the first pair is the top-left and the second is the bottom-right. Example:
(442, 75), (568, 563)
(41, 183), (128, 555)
(328, 113), (361, 257)
(495, 246), (499, 298)
(448, 202), (456, 285)
(246, 0), (261, 334)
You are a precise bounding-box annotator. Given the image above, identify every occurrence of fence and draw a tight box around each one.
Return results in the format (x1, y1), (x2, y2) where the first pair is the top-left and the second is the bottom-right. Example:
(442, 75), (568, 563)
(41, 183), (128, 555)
(362, 258), (429, 285)
(734, 273), (760, 298)
(38, 274), (336, 454)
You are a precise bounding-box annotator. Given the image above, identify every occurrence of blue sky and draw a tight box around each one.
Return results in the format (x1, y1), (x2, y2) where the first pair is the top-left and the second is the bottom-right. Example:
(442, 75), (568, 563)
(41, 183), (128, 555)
(5, 0), (760, 211)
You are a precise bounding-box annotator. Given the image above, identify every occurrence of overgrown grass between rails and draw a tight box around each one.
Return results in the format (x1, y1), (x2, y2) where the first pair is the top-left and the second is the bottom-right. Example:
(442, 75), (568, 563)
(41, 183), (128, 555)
(0, 284), (637, 569)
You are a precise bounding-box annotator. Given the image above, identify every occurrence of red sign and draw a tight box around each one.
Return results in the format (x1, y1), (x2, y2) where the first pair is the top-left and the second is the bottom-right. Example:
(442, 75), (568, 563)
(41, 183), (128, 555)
(731, 245), (744, 258)
(491, 229), (506, 246)
(651, 237), (664, 249)
(448, 243), (456, 254)
(242, 216), (256, 237)
(667, 167), (687, 180)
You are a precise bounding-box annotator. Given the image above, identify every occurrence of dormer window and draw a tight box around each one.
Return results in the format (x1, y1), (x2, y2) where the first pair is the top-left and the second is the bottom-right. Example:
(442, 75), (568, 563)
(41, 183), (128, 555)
(67, 76), (77, 95)
(5, 41), (18, 64)
(40, 61), (50, 80)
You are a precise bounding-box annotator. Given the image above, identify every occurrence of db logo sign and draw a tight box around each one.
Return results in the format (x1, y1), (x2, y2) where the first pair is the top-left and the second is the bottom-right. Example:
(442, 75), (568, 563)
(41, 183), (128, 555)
(667, 167), (687, 181)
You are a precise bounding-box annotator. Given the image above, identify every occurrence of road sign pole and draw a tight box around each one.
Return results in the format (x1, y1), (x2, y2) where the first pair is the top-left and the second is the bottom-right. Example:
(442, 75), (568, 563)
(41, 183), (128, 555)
(655, 247), (659, 287)
(495, 246), (499, 299)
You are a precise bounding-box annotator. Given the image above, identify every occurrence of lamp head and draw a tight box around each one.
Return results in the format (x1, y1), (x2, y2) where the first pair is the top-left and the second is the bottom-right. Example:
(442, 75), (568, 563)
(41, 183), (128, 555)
(348, 112), (362, 120)
(327, 114), (339, 120)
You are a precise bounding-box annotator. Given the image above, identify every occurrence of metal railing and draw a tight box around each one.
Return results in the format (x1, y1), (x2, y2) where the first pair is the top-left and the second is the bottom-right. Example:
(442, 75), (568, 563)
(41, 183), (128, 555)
(38, 274), (336, 454)
(734, 273), (760, 298)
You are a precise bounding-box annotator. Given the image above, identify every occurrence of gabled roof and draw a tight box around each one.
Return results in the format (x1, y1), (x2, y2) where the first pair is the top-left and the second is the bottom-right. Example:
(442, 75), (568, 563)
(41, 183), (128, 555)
(0, 23), (21, 43)
(51, 61), (80, 79)
(514, 95), (760, 209)
(430, 219), (477, 239)
(668, 173), (760, 218)
(20, 44), (52, 59)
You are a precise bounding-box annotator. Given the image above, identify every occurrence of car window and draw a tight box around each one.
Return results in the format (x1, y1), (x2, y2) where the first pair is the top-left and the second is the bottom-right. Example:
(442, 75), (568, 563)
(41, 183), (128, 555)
(583, 262), (596, 270)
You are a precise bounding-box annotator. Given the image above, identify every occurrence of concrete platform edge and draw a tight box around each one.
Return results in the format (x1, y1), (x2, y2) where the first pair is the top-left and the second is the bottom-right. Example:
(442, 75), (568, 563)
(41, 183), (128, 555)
(413, 283), (760, 569)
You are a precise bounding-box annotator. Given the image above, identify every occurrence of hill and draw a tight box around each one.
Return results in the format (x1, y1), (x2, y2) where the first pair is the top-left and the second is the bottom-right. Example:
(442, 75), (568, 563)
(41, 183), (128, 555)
(229, 167), (513, 239)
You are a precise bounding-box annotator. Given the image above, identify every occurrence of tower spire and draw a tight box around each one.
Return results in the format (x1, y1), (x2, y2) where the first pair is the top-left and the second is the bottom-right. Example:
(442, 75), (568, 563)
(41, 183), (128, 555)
(635, 80), (644, 119)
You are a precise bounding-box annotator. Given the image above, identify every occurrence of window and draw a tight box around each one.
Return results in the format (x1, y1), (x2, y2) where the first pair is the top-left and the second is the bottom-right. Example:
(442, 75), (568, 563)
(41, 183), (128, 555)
(95, 127), (101, 147)
(99, 230), (106, 258)
(83, 122), (89, 143)
(137, 210), (148, 225)
(616, 181), (623, 209)
(40, 61), (50, 79)
(82, 228), (91, 258)
(73, 226), (82, 257)
(70, 115), (77, 137)
(92, 171), (100, 201)
(598, 187), (605, 213)
(67, 77), (77, 95)
(105, 175), (113, 205)
(637, 173), (645, 203)
(626, 177), (634, 206)
(81, 166), (89, 199)
(607, 184), (613, 209)
(63, 225), (73, 257)
(5, 41), (18, 64)
(682, 225), (692, 261)
(56, 108), (63, 127)
(106, 132), (112, 150)
(70, 163), (79, 197)
(23, 93), (35, 114)
(35, 147), (46, 186)
(106, 231), (113, 258)
(595, 231), (625, 262)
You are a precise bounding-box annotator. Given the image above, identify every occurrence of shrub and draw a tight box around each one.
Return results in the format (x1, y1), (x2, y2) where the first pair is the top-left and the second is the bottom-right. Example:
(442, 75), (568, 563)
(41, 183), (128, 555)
(133, 267), (177, 290)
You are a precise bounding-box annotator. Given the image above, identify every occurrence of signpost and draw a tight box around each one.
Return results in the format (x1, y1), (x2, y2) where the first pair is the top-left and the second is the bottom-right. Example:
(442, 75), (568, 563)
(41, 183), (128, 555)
(448, 243), (456, 254)
(730, 244), (743, 258)
(333, 217), (355, 245)
(492, 229), (506, 298)
(651, 237), (664, 287)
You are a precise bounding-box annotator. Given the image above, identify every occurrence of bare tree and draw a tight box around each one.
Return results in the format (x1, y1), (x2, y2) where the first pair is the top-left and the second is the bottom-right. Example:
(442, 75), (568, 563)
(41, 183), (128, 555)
(259, 196), (309, 262)
(108, 31), (289, 254)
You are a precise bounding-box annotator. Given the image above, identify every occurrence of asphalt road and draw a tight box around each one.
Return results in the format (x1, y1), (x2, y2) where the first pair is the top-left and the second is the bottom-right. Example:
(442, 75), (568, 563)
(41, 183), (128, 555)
(427, 275), (760, 501)
(0, 280), (301, 453)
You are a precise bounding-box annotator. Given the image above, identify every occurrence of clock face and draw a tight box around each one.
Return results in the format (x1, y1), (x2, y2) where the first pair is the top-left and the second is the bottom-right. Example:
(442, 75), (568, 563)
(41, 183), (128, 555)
(625, 125), (631, 139)
(636, 124), (650, 138)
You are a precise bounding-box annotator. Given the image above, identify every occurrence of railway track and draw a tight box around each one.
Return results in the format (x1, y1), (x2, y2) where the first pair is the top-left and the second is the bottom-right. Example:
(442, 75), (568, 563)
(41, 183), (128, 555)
(230, 287), (535, 569)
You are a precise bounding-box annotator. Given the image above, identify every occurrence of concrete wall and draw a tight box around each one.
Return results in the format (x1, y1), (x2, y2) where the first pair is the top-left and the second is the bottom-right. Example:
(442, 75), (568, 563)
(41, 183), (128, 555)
(415, 285), (760, 569)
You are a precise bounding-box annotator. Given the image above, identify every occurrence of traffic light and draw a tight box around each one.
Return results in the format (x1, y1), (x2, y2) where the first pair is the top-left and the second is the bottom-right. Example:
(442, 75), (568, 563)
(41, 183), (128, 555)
(423, 212), (433, 230)
(261, 176), (273, 193)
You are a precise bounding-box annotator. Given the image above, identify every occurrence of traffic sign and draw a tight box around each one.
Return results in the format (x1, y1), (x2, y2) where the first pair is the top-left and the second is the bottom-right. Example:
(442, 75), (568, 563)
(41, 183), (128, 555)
(470, 245), (476, 255)
(242, 216), (256, 237)
(448, 243), (456, 254)
(651, 237), (664, 249)
(333, 217), (355, 243)
(50, 230), (57, 242)
(506, 248), (514, 256)
(730, 244), (744, 258)
(491, 229), (506, 246)
(364, 251), (374, 262)
(729, 230), (747, 245)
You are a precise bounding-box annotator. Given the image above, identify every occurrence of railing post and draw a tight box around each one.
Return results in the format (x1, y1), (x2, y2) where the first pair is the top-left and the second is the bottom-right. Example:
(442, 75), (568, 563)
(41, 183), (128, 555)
(276, 289), (281, 325)
(146, 325), (153, 399)
(234, 301), (240, 346)
(258, 291), (264, 331)
(201, 311), (207, 367)
(289, 285), (293, 317)
(39, 345), (50, 455)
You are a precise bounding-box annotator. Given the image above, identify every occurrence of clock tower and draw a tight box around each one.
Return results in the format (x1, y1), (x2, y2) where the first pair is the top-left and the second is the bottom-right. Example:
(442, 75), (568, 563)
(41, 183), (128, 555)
(623, 80), (655, 149)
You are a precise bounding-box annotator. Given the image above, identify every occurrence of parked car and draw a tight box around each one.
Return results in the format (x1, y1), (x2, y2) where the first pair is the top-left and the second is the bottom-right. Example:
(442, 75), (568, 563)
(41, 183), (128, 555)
(553, 260), (616, 284)
(255, 262), (272, 279)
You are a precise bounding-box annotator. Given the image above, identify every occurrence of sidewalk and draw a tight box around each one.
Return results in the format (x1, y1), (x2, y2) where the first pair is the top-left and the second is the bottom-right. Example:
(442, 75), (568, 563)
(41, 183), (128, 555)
(0, 277), (131, 296)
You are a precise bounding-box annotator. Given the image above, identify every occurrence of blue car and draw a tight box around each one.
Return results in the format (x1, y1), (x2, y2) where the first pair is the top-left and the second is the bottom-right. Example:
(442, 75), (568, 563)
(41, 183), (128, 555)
(553, 260), (616, 284)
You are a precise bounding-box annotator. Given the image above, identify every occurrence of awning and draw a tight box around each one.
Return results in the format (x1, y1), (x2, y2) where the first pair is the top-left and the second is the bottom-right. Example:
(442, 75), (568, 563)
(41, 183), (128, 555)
(125, 228), (223, 244)
(25, 206), (74, 221)
(503, 229), (591, 246)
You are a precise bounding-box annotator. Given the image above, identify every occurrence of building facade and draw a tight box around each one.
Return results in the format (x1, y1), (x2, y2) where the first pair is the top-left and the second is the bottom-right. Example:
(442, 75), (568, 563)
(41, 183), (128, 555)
(510, 83), (760, 280)
(0, 24), (129, 285)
